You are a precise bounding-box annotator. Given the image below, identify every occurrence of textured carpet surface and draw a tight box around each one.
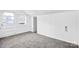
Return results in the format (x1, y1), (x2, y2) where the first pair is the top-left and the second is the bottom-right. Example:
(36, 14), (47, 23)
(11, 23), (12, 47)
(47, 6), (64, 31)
(0, 32), (78, 48)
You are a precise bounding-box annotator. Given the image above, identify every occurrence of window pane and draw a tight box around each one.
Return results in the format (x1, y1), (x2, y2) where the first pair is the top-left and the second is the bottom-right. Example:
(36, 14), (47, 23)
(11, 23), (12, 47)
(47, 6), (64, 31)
(3, 13), (14, 24)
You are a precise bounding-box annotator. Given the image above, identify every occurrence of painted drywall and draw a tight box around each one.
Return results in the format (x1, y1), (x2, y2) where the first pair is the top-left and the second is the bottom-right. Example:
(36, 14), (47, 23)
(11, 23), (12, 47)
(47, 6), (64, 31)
(77, 11), (79, 45)
(37, 11), (79, 45)
(0, 10), (32, 38)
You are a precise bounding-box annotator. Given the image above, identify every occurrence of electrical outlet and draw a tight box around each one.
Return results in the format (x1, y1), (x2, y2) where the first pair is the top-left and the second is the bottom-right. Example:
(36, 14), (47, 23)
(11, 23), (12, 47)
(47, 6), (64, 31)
(65, 26), (68, 32)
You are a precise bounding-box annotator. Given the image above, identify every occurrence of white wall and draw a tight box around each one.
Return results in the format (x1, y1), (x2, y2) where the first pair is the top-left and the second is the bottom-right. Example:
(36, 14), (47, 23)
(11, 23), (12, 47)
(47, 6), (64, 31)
(77, 11), (79, 45)
(37, 11), (79, 45)
(0, 10), (32, 38)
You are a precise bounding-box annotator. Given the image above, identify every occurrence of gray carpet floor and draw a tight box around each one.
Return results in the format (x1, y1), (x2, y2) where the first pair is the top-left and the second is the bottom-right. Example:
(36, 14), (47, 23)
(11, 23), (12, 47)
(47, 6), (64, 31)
(0, 32), (78, 48)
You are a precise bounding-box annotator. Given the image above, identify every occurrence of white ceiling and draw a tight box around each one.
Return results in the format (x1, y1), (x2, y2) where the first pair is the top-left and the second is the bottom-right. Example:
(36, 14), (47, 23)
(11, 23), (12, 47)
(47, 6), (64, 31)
(24, 10), (71, 16)
(0, 10), (75, 16)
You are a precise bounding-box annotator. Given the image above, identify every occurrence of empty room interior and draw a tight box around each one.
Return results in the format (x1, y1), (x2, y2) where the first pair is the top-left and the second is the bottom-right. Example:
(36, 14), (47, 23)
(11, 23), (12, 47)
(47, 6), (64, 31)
(0, 10), (79, 48)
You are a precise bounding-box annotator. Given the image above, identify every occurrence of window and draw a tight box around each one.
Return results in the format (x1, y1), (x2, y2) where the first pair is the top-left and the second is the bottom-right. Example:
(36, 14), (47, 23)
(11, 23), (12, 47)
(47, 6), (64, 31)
(3, 12), (14, 24)
(18, 15), (27, 25)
